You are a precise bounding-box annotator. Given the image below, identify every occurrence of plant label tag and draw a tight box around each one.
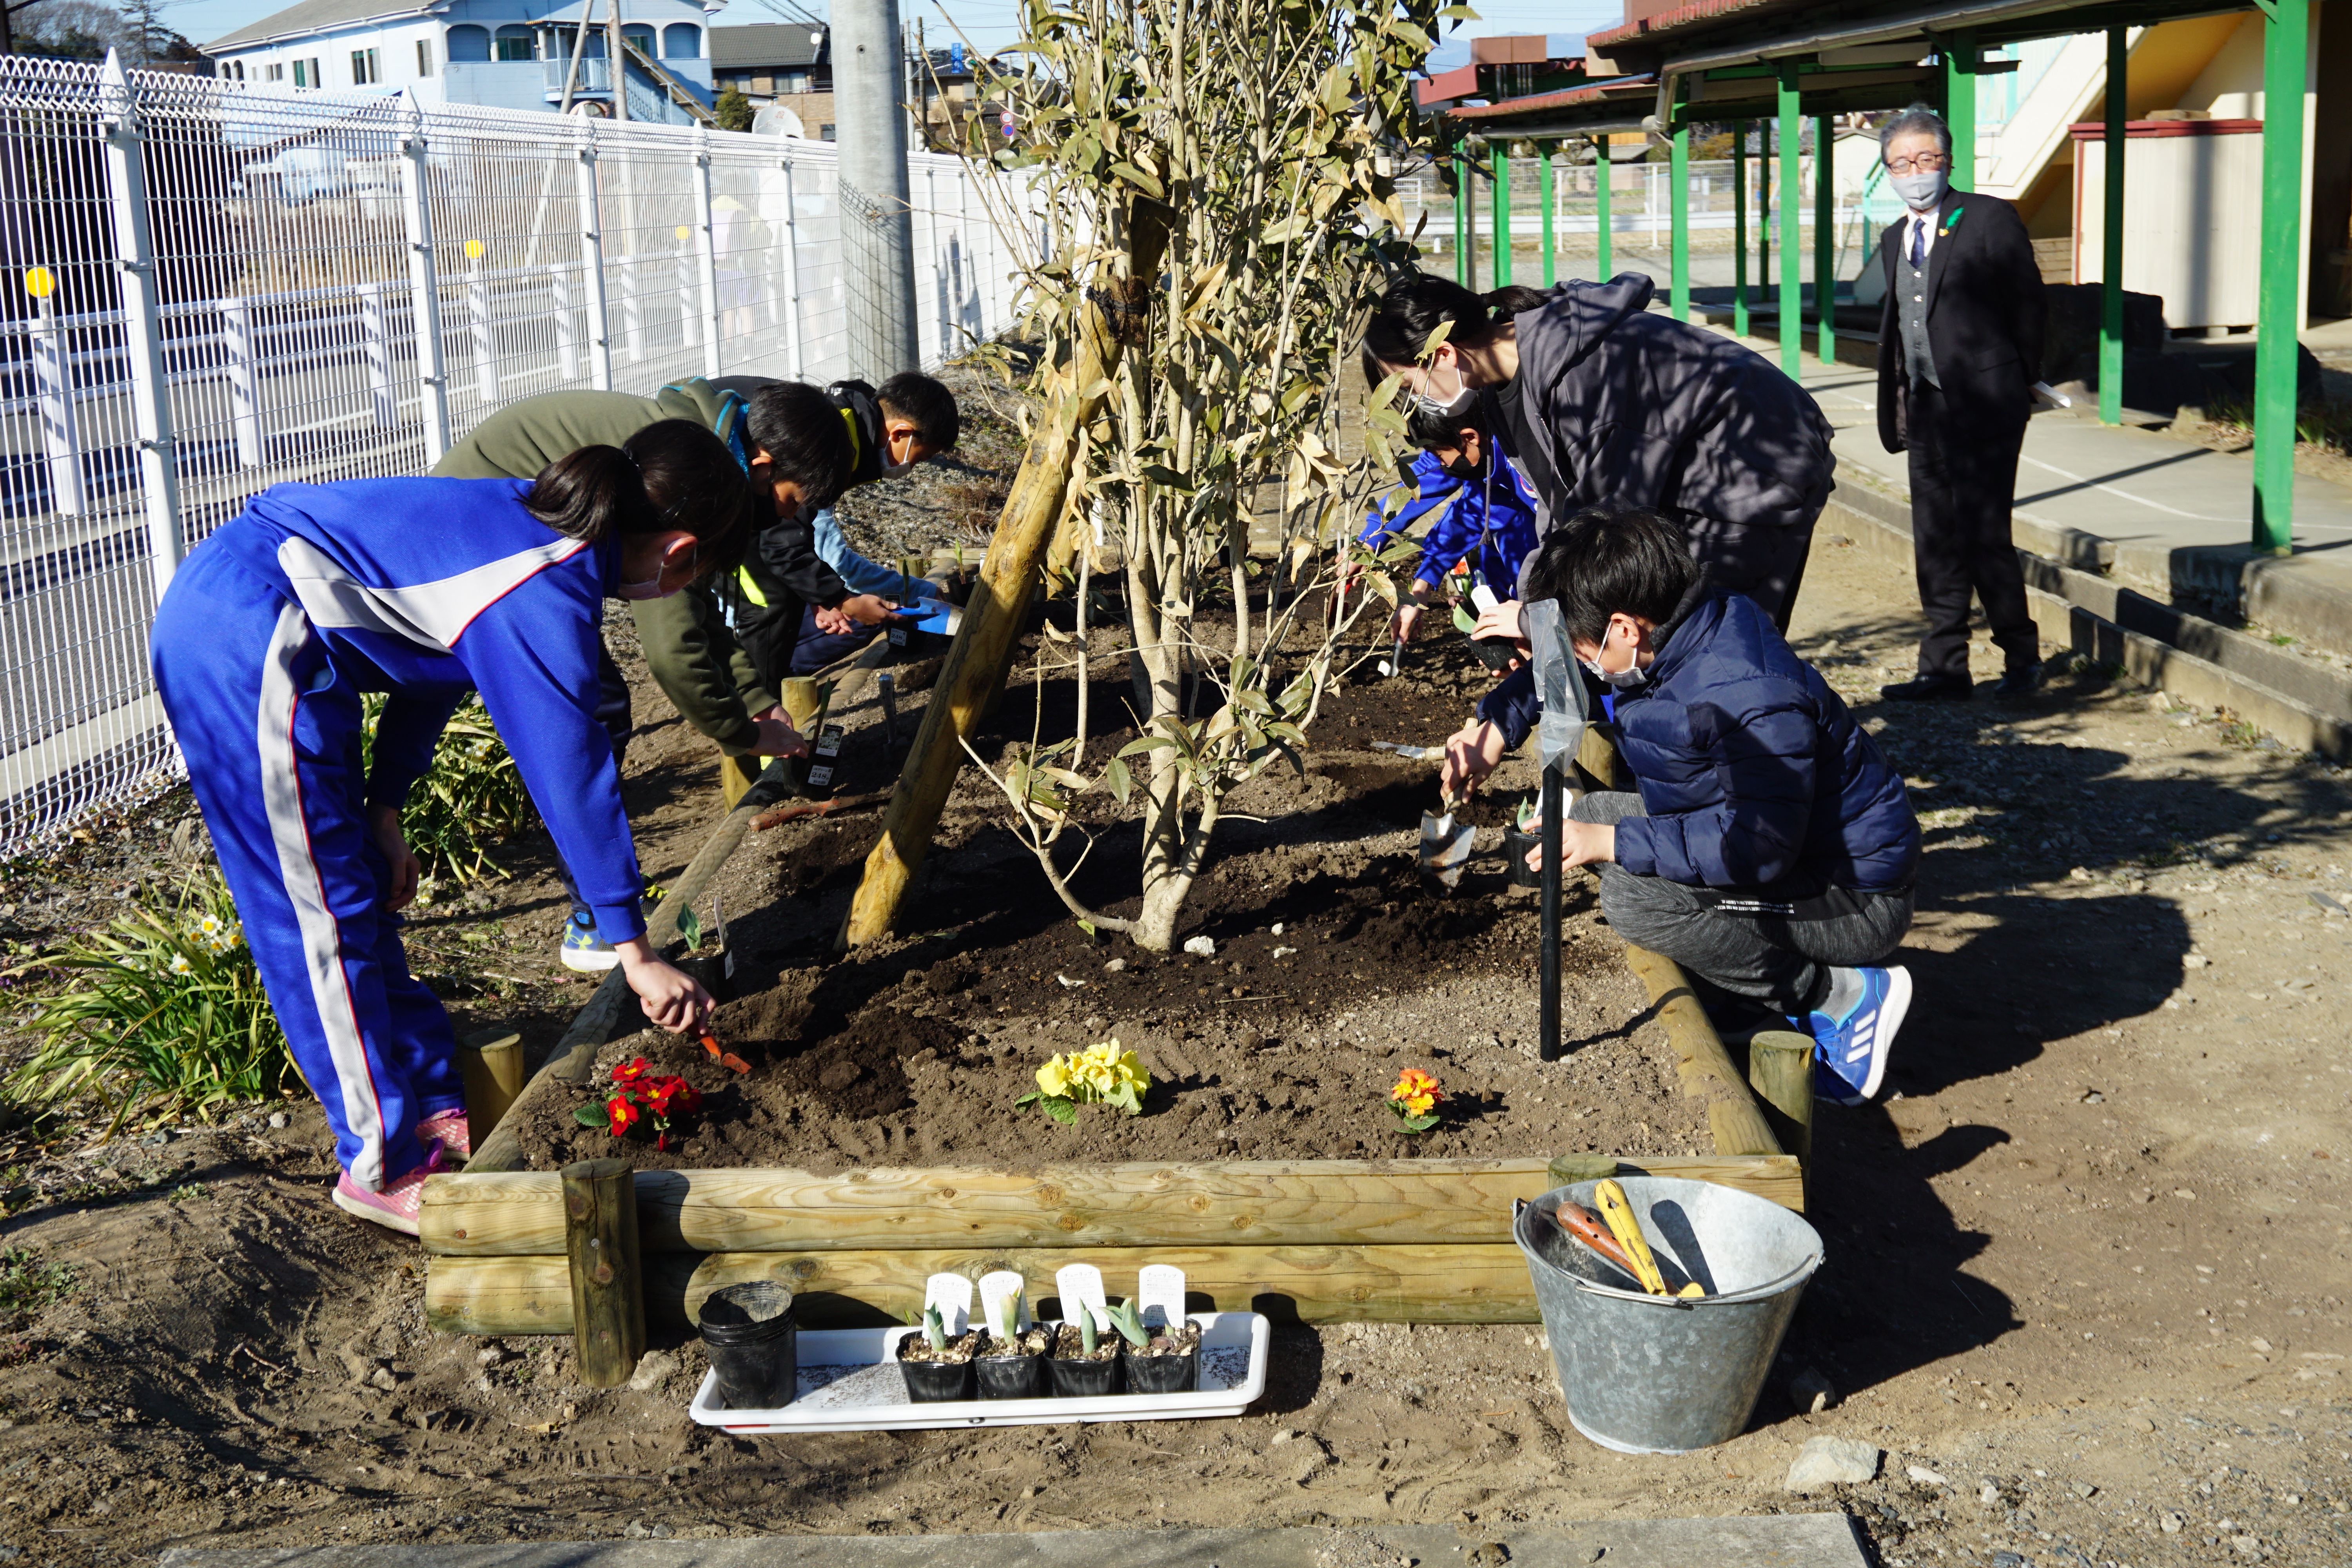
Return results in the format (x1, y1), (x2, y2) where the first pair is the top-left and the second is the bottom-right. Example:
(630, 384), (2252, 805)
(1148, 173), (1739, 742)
(889, 624), (908, 646)
(1136, 1264), (1185, 1331)
(922, 1272), (973, 1336)
(1054, 1263), (1109, 1334)
(814, 723), (845, 757)
(977, 1269), (1030, 1338)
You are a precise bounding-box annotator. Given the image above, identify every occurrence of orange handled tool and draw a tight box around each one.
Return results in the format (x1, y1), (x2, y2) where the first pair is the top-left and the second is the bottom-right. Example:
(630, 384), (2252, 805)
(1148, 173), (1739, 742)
(1547, 1200), (1639, 1278)
(699, 1031), (751, 1075)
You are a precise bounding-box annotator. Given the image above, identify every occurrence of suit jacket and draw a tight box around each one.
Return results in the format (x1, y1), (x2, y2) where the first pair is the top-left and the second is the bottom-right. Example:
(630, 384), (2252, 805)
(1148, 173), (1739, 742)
(1875, 188), (2046, 453)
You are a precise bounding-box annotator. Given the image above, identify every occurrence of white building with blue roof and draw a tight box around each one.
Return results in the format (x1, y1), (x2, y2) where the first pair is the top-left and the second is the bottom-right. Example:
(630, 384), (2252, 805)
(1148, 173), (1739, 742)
(199, 0), (722, 123)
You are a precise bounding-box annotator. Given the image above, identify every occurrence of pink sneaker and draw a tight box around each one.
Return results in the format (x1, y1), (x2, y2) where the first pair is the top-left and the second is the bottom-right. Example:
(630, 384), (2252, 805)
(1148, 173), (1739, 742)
(332, 1143), (445, 1237)
(417, 1107), (472, 1160)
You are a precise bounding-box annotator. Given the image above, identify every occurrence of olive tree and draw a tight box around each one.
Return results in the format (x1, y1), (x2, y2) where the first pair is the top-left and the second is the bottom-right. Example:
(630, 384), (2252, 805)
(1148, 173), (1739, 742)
(958, 0), (1449, 951)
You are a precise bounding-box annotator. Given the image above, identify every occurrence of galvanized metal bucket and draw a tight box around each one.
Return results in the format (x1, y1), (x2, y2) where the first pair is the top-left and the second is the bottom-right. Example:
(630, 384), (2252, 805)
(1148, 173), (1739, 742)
(1514, 1176), (1824, 1455)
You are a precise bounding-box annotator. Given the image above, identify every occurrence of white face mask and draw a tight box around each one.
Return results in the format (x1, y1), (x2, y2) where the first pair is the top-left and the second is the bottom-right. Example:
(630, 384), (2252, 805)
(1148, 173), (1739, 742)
(1578, 626), (1649, 690)
(615, 544), (693, 601)
(880, 458), (917, 480)
(1890, 168), (1949, 212)
(1412, 356), (1477, 421)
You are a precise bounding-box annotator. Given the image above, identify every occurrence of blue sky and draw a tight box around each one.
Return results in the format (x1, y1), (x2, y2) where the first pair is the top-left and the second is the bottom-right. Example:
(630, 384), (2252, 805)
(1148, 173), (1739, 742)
(167, 0), (1623, 63)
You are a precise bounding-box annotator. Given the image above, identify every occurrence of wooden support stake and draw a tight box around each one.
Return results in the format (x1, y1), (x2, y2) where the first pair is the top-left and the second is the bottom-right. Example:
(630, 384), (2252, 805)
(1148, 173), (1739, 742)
(457, 1027), (524, 1140)
(1746, 1029), (1814, 1188)
(560, 1158), (644, 1387)
(838, 199), (1174, 949)
(779, 675), (821, 732)
(1620, 946), (1782, 1160)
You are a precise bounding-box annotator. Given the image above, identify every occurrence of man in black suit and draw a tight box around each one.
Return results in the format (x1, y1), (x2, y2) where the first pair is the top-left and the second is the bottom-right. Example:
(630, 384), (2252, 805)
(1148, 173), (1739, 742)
(1873, 104), (2049, 703)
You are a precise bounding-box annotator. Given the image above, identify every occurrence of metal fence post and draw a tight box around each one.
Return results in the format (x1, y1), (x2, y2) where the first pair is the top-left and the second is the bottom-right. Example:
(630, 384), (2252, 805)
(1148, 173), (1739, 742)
(219, 296), (264, 468)
(575, 135), (614, 392)
(467, 255), (498, 404)
(98, 52), (181, 597)
(693, 132), (721, 377)
(397, 88), (451, 466)
(674, 236), (697, 352)
(552, 266), (577, 381)
(779, 155), (805, 378)
(360, 281), (396, 426)
(29, 286), (84, 517)
(622, 252), (644, 363)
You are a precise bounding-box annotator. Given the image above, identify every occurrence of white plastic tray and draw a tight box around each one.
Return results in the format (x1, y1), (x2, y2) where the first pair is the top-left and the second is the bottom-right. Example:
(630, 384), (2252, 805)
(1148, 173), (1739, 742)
(687, 1311), (1269, 1433)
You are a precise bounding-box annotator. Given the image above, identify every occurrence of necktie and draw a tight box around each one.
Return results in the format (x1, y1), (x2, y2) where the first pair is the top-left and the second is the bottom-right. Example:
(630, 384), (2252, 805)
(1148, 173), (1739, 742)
(1911, 216), (1927, 268)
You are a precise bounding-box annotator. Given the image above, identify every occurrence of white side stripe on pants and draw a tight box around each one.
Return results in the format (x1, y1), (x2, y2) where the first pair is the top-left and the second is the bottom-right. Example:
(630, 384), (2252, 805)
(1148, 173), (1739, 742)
(256, 603), (389, 1189)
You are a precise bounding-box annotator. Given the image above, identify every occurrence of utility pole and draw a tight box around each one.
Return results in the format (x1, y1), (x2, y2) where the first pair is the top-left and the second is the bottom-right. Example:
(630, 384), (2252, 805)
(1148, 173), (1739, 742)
(834, 0), (920, 377)
(607, 0), (627, 121)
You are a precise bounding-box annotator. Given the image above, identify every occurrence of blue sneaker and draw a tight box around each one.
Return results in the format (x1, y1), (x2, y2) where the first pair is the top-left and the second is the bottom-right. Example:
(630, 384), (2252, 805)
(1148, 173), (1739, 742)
(559, 911), (619, 973)
(1800, 966), (1911, 1105)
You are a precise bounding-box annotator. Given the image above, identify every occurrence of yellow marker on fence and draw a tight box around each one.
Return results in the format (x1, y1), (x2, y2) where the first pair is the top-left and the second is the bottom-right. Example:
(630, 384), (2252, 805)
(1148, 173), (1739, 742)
(23, 266), (54, 299)
(675, 225), (690, 241)
(463, 239), (485, 261)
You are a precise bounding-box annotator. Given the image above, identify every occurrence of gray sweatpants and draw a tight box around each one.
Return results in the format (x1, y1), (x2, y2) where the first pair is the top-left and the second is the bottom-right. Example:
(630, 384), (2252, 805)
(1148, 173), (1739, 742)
(1572, 791), (1913, 1014)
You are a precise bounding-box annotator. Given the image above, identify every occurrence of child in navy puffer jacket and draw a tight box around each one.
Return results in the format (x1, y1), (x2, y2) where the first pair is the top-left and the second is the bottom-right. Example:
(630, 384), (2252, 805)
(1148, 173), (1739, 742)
(1523, 508), (1922, 1104)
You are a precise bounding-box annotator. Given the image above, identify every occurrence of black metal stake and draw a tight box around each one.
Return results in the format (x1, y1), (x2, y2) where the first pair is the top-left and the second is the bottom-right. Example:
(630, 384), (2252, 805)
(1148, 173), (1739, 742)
(1539, 760), (1563, 1061)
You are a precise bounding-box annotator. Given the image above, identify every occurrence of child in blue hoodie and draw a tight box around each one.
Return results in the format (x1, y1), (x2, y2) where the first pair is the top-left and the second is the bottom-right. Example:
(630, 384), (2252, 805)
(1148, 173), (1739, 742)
(1516, 508), (1922, 1103)
(1358, 401), (1541, 651)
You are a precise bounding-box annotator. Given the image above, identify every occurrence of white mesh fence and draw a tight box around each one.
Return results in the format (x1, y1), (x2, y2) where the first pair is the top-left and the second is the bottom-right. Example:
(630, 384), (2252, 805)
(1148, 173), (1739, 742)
(0, 54), (1038, 852)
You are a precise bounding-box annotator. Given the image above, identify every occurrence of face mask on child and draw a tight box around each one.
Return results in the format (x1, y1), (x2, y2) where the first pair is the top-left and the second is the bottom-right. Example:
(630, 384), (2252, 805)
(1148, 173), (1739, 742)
(616, 543), (695, 601)
(1579, 625), (1649, 690)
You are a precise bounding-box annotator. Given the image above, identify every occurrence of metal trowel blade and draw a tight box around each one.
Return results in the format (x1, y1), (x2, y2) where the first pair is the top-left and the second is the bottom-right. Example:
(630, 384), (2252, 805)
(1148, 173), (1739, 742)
(1418, 809), (1476, 888)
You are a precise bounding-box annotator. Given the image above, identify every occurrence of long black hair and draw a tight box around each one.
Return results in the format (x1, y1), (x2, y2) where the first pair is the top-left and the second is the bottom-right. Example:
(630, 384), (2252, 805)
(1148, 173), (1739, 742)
(1361, 277), (1550, 376)
(525, 419), (752, 580)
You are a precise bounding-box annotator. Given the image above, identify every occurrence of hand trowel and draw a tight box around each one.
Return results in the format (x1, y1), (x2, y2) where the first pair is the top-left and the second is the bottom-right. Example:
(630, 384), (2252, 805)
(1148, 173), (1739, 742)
(1417, 786), (1476, 889)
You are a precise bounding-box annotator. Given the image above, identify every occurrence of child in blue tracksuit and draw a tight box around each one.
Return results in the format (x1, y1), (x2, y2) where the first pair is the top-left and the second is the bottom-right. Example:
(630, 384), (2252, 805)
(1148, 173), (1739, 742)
(1358, 401), (1541, 647)
(150, 421), (742, 1235)
(1512, 508), (1922, 1103)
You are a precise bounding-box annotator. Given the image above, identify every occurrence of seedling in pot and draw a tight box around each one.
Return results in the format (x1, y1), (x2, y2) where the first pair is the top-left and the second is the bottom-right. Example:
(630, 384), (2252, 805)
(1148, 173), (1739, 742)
(895, 1278), (978, 1403)
(1108, 1273), (1202, 1395)
(974, 1272), (1049, 1399)
(1045, 1261), (1121, 1395)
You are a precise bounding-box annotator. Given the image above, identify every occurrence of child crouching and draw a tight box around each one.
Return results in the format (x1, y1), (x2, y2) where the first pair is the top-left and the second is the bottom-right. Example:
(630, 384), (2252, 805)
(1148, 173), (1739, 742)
(1525, 508), (1922, 1103)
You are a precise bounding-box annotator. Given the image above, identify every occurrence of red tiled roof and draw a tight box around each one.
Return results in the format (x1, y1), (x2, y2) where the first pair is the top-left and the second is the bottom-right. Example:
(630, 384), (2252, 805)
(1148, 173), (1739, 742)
(1415, 62), (1482, 107)
(1447, 74), (1656, 121)
(1587, 0), (1793, 52)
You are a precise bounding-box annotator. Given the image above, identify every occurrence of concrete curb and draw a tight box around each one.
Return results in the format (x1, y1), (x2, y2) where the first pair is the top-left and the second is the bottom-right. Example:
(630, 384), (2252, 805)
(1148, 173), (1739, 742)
(1821, 481), (2352, 762)
(157, 1517), (1871, 1568)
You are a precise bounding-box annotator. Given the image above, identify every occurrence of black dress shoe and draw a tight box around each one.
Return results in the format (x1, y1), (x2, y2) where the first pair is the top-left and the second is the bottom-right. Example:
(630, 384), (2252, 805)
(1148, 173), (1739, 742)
(1992, 666), (2043, 701)
(1879, 674), (1974, 702)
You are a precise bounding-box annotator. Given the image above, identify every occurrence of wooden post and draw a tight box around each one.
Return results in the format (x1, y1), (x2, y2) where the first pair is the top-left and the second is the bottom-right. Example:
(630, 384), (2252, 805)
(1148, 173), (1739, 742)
(457, 1027), (525, 1140)
(839, 199), (1174, 948)
(779, 675), (822, 732)
(1746, 1030), (1814, 1185)
(561, 1158), (644, 1387)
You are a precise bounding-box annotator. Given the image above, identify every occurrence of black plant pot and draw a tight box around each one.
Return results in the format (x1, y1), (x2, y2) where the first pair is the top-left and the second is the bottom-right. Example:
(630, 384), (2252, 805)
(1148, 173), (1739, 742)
(1120, 1340), (1199, 1395)
(1047, 1351), (1123, 1398)
(974, 1345), (1046, 1400)
(895, 1336), (975, 1403)
(1504, 828), (1541, 888)
(697, 1282), (797, 1411)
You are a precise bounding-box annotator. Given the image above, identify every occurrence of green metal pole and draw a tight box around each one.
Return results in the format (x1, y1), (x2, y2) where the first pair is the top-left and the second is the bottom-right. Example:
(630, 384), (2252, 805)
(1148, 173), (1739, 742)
(2253, 0), (2309, 555)
(1594, 136), (1613, 278)
(1454, 153), (1470, 286)
(1733, 120), (1749, 338)
(1945, 29), (1977, 192)
(1778, 60), (1801, 378)
(2100, 28), (2127, 427)
(1492, 142), (1513, 286)
(1815, 113), (1836, 366)
(1540, 143), (1556, 287)
(1670, 116), (1691, 321)
(1759, 121), (1771, 309)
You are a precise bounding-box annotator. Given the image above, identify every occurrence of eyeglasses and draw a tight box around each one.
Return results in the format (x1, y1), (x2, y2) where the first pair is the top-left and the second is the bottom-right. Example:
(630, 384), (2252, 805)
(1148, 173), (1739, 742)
(1886, 152), (1951, 175)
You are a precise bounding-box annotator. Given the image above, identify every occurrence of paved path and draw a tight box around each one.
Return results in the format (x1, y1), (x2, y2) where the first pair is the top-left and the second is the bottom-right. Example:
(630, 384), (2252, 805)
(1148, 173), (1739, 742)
(158, 1517), (1871, 1568)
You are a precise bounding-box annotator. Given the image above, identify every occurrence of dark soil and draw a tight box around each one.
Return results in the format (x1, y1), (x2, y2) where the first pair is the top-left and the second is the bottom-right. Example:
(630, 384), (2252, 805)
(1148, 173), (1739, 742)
(506, 620), (1706, 1176)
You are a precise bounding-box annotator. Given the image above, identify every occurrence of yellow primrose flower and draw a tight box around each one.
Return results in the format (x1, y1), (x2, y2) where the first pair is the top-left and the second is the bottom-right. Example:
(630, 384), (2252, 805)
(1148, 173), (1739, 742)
(1035, 1054), (1073, 1098)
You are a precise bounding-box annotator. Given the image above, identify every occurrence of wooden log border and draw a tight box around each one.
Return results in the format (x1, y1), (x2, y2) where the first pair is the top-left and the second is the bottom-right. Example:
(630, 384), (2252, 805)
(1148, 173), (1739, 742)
(421, 1153), (1800, 1334)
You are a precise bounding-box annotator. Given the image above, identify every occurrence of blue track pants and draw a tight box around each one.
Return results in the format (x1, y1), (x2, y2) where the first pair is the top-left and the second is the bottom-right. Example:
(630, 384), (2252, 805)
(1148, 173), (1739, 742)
(152, 546), (460, 1190)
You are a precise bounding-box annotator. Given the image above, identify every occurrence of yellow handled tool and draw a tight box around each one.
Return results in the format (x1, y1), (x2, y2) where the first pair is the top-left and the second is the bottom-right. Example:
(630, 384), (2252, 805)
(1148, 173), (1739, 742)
(1593, 1179), (1702, 1298)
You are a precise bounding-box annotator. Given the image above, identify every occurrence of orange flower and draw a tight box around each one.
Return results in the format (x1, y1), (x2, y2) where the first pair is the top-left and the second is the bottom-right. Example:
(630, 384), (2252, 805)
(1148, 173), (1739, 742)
(606, 1093), (641, 1137)
(1389, 1068), (1443, 1118)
